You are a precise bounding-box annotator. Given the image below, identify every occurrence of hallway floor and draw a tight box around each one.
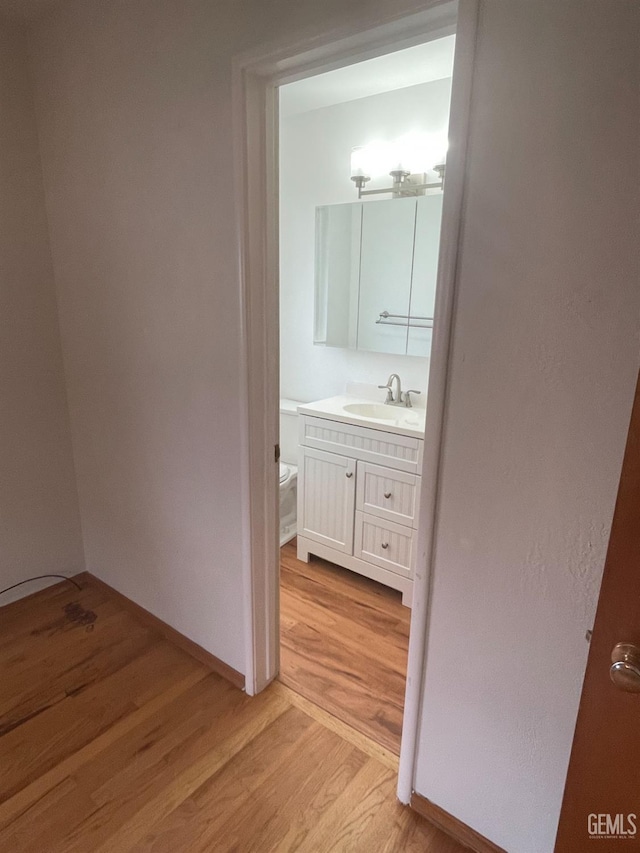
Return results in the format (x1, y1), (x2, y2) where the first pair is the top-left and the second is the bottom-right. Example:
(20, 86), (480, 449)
(279, 539), (410, 755)
(0, 574), (465, 852)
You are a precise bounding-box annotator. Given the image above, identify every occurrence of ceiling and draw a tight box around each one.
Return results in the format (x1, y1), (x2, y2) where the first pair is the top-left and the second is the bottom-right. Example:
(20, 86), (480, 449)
(0, 0), (59, 21)
(279, 35), (455, 119)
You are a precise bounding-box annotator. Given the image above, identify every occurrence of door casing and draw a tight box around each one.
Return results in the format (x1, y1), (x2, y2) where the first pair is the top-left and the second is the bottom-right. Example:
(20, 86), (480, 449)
(232, 0), (478, 803)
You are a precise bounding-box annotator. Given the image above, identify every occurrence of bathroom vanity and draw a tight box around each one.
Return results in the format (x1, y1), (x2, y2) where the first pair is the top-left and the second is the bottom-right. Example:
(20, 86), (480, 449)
(296, 396), (425, 606)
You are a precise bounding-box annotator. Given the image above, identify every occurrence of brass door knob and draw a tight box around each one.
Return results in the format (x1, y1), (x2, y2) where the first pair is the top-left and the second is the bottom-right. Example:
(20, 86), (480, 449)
(610, 643), (640, 692)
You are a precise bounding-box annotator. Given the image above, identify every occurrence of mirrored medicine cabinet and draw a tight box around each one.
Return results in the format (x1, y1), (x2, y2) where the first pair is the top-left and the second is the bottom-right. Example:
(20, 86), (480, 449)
(314, 194), (443, 357)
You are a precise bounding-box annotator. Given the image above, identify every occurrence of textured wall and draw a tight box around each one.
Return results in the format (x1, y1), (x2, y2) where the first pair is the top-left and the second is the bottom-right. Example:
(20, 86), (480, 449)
(0, 16), (83, 605)
(414, 3), (640, 851)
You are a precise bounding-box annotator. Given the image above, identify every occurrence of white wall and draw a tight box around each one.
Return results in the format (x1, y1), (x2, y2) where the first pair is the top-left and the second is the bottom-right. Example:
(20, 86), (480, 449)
(25, 0), (640, 850)
(414, 3), (640, 852)
(280, 78), (452, 403)
(28, 0), (257, 672)
(0, 16), (83, 606)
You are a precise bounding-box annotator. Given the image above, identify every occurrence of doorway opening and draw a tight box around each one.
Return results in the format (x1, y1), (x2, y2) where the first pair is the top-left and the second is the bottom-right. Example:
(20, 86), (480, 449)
(277, 38), (455, 755)
(234, 0), (476, 801)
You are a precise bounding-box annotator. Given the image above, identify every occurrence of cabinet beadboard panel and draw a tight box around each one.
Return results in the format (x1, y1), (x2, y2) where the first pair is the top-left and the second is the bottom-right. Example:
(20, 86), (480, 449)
(300, 416), (423, 473)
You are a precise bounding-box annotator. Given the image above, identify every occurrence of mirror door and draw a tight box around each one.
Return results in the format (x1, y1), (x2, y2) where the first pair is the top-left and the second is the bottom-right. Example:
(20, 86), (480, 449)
(357, 197), (417, 354)
(407, 194), (443, 356)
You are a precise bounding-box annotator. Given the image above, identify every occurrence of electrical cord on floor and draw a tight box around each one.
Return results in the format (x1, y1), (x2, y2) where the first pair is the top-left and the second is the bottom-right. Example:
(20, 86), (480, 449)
(0, 574), (82, 600)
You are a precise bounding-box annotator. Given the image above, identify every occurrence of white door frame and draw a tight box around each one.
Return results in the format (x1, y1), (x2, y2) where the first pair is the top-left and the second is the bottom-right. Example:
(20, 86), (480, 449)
(232, 0), (478, 803)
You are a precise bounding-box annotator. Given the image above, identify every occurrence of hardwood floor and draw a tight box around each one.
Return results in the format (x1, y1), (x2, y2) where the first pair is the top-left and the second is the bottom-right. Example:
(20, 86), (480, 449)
(279, 539), (410, 755)
(0, 574), (466, 852)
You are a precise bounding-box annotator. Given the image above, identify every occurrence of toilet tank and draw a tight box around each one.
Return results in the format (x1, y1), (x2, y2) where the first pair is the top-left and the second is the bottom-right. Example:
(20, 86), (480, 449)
(279, 399), (300, 465)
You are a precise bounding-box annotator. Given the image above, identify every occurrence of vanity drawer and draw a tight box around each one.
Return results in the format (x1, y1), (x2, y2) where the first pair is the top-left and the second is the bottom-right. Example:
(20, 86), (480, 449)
(299, 415), (422, 474)
(356, 462), (420, 529)
(354, 512), (414, 578)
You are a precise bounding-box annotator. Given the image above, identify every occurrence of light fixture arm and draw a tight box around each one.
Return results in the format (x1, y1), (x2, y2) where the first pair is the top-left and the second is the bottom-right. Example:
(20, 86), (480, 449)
(351, 163), (446, 199)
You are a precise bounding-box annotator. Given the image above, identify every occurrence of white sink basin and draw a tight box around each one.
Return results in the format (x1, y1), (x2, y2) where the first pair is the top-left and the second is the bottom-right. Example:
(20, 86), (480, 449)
(297, 395), (426, 438)
(342, 402), (398, 421)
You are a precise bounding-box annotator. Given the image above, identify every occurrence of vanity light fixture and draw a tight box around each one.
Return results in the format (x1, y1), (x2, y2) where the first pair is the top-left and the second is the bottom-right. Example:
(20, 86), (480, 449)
(350, 134), (447, 199)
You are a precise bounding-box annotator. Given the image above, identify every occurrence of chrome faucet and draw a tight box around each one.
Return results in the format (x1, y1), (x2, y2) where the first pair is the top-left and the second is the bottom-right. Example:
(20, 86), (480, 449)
(378, 374), (422, 408)
(379, 373), (402, 404)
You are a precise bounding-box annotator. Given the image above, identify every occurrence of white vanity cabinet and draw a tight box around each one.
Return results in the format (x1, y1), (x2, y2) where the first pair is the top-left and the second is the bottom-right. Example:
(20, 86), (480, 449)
(297, 415), (423, 606)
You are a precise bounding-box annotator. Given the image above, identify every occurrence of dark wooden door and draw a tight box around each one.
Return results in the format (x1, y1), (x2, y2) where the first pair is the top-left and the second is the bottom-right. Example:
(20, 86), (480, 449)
(555, 374), (640, 851)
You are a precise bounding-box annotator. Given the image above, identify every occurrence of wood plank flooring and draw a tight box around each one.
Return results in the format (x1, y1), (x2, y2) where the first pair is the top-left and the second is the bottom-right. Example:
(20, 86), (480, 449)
(279, 539), (410, 755)
(0, 573), (466, 852)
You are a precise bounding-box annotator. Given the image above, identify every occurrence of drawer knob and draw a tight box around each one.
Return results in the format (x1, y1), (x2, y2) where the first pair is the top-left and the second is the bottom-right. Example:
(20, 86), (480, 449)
(381, 542), (389, 549)
(346, 471), (353, 478)
(384, 491), (392, 499)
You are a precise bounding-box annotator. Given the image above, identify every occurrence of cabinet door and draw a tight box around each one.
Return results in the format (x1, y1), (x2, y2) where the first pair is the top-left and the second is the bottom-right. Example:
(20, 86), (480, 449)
(298, 447), (356, 553)
(356, 197), (417, 354)
(407, 193), (444, 357)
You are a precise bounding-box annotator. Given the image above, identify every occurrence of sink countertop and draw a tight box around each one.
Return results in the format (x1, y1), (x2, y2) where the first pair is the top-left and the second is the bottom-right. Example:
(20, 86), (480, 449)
(297, 395), (426, 438)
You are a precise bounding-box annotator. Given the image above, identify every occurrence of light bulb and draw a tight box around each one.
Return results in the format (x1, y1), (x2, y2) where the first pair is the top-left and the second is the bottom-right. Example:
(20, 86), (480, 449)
(350, 146), (367, 179)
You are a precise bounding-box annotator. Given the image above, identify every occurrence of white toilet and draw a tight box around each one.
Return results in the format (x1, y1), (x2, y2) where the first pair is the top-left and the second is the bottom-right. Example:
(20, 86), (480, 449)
(279, 399), (299, 546)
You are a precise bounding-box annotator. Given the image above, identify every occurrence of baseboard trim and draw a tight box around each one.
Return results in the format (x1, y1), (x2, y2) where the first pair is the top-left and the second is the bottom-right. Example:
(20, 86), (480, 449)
(410, 793), (506, 853)
(77, 572), (245, 691)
